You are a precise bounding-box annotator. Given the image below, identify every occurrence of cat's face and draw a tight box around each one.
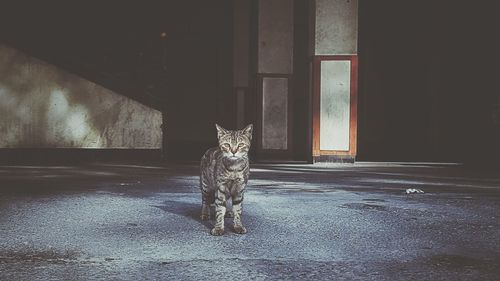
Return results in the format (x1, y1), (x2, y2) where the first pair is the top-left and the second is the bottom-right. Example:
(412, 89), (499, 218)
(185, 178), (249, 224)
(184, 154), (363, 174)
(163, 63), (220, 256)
(216, 124), (253, 159)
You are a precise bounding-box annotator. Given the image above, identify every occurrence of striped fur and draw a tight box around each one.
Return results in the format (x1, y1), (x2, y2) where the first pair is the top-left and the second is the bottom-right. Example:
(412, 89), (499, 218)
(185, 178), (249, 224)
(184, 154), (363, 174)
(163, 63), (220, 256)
(200, 124), (253, 235)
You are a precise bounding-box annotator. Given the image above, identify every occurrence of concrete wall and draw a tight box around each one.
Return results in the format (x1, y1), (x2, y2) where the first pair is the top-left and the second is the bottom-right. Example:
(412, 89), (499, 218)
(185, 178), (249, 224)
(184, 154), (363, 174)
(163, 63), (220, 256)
(256, 0), (294, 155)
(314, 0), (358, 55)
(262, 77), (288, 150)
(0, 45), (162, 149)
(258, 0), (294, 74)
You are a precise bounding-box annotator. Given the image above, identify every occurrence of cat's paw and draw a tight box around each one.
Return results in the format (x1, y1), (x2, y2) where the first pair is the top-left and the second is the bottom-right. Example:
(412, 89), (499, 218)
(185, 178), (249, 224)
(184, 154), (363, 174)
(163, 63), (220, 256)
(210, 227), (224, 236)
(225, 211), (234, 218)
(200, 214), (210, 221)
(233, 225), (247, 234)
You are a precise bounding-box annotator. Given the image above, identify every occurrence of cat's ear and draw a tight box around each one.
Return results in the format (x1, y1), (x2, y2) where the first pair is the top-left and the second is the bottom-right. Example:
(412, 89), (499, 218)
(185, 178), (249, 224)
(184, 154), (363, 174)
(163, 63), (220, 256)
(242, 124), (253, 138)
(215, 124), (228, 139)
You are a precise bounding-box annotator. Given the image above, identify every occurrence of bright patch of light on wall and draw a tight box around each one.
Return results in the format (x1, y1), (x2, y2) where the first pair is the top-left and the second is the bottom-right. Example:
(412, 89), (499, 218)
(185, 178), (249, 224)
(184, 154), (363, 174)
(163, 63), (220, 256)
(48, 89), (69, 117)
(66, 106), (90, 140)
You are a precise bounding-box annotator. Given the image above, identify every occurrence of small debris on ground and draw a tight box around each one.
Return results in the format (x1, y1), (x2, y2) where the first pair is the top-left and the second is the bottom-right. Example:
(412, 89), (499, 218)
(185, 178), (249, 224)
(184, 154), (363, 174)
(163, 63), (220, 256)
(406, 188), (424, 194)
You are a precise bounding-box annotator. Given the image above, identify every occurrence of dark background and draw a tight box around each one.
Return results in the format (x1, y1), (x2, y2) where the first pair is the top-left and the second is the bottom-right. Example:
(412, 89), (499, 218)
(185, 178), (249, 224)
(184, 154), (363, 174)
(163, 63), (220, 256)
(359, 1), (500, 164)
(0, 1), (498, 164)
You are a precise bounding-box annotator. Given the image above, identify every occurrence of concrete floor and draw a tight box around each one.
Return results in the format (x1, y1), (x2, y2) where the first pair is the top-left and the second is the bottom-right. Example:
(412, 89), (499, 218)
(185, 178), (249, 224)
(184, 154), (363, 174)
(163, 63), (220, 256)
(0, 162), (499, 280)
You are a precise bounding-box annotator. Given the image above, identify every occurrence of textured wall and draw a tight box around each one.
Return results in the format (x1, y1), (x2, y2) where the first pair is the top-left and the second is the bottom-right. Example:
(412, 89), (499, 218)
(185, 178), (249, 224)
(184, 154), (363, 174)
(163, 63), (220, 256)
(258, 0), (294, 74)
(0, 45), (162, 148)
(262, 77), (288, 150)
(315, 0), (358, 55)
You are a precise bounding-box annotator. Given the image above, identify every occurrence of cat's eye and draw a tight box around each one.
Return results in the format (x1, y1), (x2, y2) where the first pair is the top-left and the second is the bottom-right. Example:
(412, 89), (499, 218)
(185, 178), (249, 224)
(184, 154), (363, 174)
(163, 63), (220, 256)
(222, 144), (231, 149)
(238, 143), (245, 148)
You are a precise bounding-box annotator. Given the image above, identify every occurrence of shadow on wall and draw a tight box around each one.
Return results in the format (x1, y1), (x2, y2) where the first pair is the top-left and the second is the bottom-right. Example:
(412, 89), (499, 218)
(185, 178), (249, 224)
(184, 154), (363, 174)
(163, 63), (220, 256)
(0, 44), (162, 149)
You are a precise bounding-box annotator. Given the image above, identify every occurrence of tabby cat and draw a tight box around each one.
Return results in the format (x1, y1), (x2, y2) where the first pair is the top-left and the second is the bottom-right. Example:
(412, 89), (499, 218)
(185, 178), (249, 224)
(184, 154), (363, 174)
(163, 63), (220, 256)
(200, 124), (253, 236)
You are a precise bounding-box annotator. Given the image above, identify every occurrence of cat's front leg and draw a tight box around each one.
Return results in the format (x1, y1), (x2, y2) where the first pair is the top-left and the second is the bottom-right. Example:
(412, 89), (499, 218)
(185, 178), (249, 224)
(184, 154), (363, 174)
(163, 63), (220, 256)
(232, 192), (247, 234)
(200, 172), (212, 221)
(200, 190), (212, 221)
(210, 187), (227, 236)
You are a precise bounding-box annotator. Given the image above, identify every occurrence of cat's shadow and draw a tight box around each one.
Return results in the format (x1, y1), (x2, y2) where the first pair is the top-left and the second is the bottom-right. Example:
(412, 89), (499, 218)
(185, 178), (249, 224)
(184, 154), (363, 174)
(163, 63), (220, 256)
(152, 200), (213, 230)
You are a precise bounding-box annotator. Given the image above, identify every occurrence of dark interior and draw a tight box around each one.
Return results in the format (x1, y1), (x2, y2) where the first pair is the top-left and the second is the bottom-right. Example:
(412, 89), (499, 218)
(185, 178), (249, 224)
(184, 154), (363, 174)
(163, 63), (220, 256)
(1, 1), (498, 164)
(358, 1), (499, 165)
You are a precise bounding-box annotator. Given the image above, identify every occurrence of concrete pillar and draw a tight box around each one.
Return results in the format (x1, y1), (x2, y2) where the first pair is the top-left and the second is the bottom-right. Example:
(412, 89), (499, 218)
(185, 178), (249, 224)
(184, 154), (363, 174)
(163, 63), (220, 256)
(311, 0), (358, 163)
(313, 0), (358, 55)
(255, 0), (294, 158)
